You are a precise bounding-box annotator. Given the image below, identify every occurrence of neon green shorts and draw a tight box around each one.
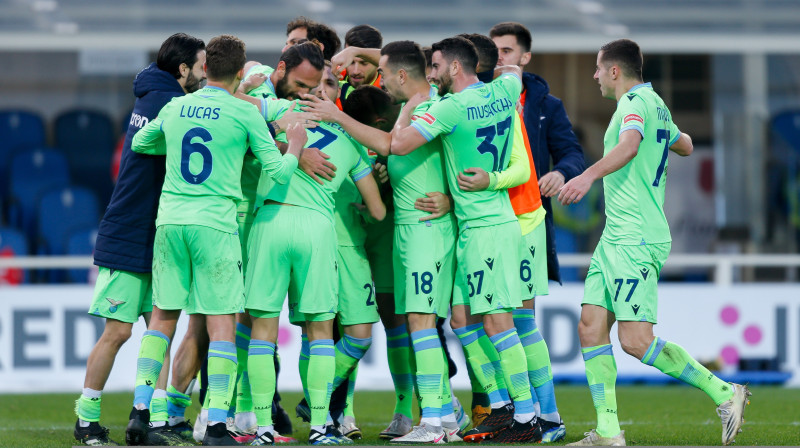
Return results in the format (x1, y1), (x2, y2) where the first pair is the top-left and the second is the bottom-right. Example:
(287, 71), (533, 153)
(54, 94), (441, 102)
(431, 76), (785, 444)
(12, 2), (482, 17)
(237, 208), (255, 276)
(89, 267), (152, 323)
(245, 205), (337, 320)
(364, 211), (394, 293)
(520, 222), (549, 300)
(582, 240), (671, 324)
(152, 224), (244, 315)
(393, 220), (456, 318)
(456, 221), (523, 315)
(337, 245), (379, 325)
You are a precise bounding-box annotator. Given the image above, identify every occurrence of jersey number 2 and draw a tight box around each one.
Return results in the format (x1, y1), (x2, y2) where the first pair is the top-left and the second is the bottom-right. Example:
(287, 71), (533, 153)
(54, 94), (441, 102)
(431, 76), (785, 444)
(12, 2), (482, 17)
(475, 116), (513, 172)
(181, 127), (213, 185)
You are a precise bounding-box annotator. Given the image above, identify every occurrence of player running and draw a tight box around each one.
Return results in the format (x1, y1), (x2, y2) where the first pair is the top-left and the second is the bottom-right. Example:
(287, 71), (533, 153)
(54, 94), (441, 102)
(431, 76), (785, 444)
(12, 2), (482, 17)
(123, 34), (305, 447)
(560, 39), (750, 447)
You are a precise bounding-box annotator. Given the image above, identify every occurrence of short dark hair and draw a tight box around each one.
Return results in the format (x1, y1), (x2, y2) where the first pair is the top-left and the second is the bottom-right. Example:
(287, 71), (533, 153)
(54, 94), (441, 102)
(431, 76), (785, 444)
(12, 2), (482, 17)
(459, 33), (498, 71)
(286, 16), (313, 35)
(380, 41), (426, 79)
(307, 22), (341, 61)
(205, 35), (246, 82)
(157, 33), (205, 80)
(489, 22), (532, 53)
(279, 40), (325, 72)
(431, 36), (478, 75)
(343, 85), (393, 125)
(422, 46), (432, 68)
(345, 24), (382, 49)
(600, 39), (643, 80)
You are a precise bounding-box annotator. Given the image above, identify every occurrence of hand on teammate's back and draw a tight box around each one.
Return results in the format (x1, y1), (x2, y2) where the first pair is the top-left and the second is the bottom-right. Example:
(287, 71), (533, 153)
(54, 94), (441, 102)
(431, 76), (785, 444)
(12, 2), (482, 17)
(299, 91), (343, 123)
(414, 191), (452, 221)
(373, 162), (389, 184)
(538, 171), (565, 197)
(284, 122), (308, 159)
(457, 167), (490, 191)
(300, 148), (337, 184)
(238, 72), (267, 94)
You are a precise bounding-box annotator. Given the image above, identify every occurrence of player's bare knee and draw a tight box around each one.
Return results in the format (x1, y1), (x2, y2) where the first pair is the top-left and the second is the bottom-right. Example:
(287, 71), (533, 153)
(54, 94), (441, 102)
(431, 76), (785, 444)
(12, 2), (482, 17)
(102, 319), (133, 348)
(618, 333), (650, 359)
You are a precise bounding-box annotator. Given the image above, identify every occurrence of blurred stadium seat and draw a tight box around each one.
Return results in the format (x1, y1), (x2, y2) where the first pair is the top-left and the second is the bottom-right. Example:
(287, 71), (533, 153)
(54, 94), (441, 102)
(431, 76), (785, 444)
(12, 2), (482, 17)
(0, 109), (46, 197)
(66, 227), (98, 283)
(7, 148), (71, 248)
(54, 108), (116, 207)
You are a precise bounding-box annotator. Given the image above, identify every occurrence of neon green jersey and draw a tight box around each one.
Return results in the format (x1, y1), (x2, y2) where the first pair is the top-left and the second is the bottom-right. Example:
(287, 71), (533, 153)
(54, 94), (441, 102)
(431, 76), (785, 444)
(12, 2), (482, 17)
(389, 87), (449, 225)
(132, 85), (298, 233)
(257, 98), (372, 223)
(602, 82), (681, 245)
(410, 74), (522, 231)
(239, 65), (279, 216)
(333, 175), (367, 246)
(245, 64), (277, 101)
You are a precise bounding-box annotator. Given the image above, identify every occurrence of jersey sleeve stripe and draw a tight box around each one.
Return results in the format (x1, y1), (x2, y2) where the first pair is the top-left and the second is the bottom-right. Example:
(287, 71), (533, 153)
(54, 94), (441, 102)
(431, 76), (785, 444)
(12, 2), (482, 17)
(410, 122), (434, 142)
(260, 98), (270, 122)
(619, 124), (644, 139)
(669, 131), (680, 146)
(351, 166), (372, 182)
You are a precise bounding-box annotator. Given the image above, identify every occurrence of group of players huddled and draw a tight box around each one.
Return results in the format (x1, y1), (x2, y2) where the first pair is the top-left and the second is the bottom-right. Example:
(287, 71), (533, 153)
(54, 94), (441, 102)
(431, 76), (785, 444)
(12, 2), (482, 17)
(74, 15), (751, 448)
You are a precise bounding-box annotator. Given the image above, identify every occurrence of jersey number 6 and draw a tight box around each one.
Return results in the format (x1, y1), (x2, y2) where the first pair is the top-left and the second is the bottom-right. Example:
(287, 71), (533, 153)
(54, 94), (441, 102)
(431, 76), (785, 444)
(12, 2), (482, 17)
(181, 127), (213, 185)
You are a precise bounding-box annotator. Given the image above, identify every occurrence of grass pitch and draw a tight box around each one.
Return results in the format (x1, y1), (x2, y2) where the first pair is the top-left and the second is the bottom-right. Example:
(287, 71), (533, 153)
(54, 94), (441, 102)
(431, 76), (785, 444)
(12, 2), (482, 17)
(2, 385), (798, 447)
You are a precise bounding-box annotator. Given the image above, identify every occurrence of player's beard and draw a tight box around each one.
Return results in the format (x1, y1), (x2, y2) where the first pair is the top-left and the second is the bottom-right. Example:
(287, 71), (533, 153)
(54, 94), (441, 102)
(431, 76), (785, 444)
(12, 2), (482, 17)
(437, 73), (452, 97)
(184, 71), (202, 93)
(275, 74), (294, 100)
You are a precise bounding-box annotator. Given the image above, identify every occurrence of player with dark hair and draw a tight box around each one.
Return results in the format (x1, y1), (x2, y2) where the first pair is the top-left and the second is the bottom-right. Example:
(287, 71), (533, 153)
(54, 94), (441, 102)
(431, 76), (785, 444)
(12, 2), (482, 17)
(561, 38), (749, 447)
(123, 34), (306, 447)
(73, 32), (205, 447)
(339, 24), (384, 103)
(283, 17), (342, 62)
(390, 36), (543, 444)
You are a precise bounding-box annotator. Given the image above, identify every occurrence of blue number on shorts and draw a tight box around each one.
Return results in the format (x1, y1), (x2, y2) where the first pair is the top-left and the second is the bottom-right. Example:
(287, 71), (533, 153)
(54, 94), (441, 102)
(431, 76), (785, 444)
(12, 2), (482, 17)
(412, 271), (434, 295)
(467, 270), (485, 298)
(309, 126), (338, 151)
(613, 278), (639, 302)
(364, 282), (375, 306)
(475, 116), (513, 171)
(652, 129), (670, 187)
(520, 259), (532, 282)
(181, 127), (213, 184)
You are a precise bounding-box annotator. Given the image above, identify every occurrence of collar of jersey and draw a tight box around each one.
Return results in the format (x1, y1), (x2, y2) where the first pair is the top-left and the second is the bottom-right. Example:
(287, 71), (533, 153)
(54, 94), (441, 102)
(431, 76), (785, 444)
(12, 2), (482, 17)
(628, 82), (652, 93)
(201, 85), (231, 95)
(464, 81), (484, 90)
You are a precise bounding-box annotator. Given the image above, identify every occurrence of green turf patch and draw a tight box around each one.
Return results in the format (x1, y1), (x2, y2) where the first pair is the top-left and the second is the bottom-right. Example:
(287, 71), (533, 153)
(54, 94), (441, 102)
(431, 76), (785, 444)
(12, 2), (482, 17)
(1, 385), (795, 446)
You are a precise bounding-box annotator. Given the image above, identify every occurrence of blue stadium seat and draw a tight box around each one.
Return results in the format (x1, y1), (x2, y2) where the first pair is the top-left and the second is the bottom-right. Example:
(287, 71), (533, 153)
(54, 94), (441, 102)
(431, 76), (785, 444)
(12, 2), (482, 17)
(66, 227), (97, 283)
(37, 186), (99, 256)
(0, 226), (29, 284)
(0, 109), (46, 197)
(6, 148), (71, 247)
(54, 108), (116, 207)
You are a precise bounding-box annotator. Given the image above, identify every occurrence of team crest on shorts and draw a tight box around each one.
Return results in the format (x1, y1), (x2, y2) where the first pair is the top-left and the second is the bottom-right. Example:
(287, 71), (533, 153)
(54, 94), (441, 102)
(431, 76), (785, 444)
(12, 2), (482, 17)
(106, 298), (125, 313)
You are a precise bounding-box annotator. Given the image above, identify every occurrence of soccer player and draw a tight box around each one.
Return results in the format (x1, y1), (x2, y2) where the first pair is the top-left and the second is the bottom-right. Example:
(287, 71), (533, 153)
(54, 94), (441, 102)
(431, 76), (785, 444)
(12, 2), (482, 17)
(123, 34), (306, 447)
(559, 39), (750, 447)
(302, 41), (464, 443)
(489, 22), (585, 284)
(243, 77), (386, 446)
(73, 32), (205, 447)
(339, 25), (383, 102)
(284, 17), (341, 61)
(390, 36), (542, 444)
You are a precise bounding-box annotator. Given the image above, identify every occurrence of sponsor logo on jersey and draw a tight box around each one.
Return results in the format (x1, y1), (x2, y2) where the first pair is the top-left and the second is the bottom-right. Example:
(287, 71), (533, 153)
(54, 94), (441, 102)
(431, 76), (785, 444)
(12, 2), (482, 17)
(623, 114), (643, 125)
(640, 267), (650, 280)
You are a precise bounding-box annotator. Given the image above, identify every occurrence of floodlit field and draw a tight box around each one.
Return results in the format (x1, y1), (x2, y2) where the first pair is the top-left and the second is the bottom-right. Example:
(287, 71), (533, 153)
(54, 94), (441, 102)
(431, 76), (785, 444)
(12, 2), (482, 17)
(2, 385), (797, 447)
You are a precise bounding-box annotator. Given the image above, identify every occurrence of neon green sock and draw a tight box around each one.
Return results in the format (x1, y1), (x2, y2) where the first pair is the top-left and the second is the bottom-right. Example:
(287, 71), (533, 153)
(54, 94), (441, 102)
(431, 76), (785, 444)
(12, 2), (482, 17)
(247, 339), (276, 427)
(308, 339), (335, 427)
(235, 323), (253, 413)
(333, 335), (371, 389)
(343, 364), (358, 418)
(386, 325), (414, 419)
(454, 324), (509, 406)
(207, 341), (238, 423)
(150, 390), (168, 423)
(490, 329), (535, 421)
(133, 330), (169, 408)
(75, 389), (101, 422)
(642, 338), (735, 405)
(166, 385), (191, 418)
(466, 362), (490, 407)
(411, 329), (444, 424)
(582, 344), (620, 438)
